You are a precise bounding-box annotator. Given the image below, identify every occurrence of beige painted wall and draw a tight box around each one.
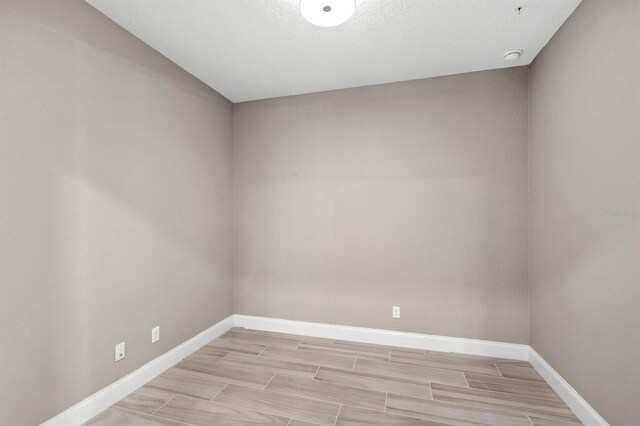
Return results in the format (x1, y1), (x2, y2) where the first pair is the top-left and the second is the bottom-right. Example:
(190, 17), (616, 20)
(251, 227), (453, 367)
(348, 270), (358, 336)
(234, 68), (529, 344)
(529, 0), (640, 423)
(0, 1), (233, 424)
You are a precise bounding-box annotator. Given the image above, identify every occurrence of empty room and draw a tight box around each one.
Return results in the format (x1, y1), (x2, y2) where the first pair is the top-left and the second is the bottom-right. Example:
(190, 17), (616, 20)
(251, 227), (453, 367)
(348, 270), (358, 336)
(1, 0), (638, 425)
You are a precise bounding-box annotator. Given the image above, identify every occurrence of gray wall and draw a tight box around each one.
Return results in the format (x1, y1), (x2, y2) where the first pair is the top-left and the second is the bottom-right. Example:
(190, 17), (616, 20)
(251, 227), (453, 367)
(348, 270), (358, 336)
(0, 1), (233, 424)
(528, 0), (640, 423)
(234, 68), (529, 344)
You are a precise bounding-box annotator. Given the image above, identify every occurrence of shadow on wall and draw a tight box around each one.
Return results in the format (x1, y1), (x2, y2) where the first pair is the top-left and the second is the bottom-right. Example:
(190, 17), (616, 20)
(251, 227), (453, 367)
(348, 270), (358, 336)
(0, 1), (232, 424)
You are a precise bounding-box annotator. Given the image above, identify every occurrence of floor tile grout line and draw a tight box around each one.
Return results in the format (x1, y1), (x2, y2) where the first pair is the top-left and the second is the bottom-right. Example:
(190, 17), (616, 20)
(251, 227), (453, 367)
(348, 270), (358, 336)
(333, 404), (342, 426)
(256, 350), (357, 371)
(527, 415), (535, 426)
(258, 366), (442, 402)
(386, 358), (502, 381)
(295, 345), (390, 362)
(150, 394), (177, 415)
(339, 402), (435, 425)
(463, 372), (470, 388)
(354, 360), (470, 387)
(287, 373), (438, 402)
(353, 363), (468, 386)
(214, 352), (231, 365)
(219, 374), (392, 413)
(427, 382), (434, 400)
(263, 373), (277, 390)
(390, 354), (510, 375)
(205, 388), (342, 424)
(427, 378), (577, 405)
(209, 383), (228, 402)
(177, 394), (300, 425)
(113, 406), (195, 426)
(384, 392), (388, 412)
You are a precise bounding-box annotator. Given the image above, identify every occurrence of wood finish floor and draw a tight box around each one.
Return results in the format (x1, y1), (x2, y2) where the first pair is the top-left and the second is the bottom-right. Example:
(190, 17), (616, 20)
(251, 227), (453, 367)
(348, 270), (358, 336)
(86, 328), (581, 425)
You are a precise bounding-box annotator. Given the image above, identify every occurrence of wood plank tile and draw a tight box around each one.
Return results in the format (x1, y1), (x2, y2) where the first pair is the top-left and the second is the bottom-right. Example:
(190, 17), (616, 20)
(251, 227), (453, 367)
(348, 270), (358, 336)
(332, 340), (424, 354)
(314, 340), (391, 355)
(354, 358), (467, 387)
(220, 330), (301, 348)
(146, 367), (227, 400)
(386, 393), (532, 426)
(153, 395), (289, 425)
(431, 383), (580, 423)
(217, 352), (319, 379)
(84, 406), (189, 426)
(336, 405), (444, 425)
(114, 386), (175, 414)
(178, 362), (274, 389)
(315, 367), (432, 399)
(213, 384), (340, 426)
(266, 375), (386, 411)
(180, 346), (228, 364)
(297, 342), (389, 361)
(443, 352), (531, 367)
(288, 420), (324, 426)
(465, 372), (559, 401)
(260, 346), (355, 370)
(496, 364), (545, 382)
(256, 331), (335, 345)
(229, 327), (257, 334)
(390, 350), (501, 376)
(206, 339), (266, 355)
(529, 415), (582, 425)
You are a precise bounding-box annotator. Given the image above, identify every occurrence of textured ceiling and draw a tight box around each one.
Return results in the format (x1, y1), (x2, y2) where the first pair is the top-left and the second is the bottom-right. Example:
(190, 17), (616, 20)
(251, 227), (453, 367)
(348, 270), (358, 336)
(86, 0), (581, 102)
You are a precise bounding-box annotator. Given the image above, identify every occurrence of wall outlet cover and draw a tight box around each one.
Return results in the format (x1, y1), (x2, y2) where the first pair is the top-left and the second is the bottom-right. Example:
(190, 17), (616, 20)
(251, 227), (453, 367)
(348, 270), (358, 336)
(392, 306), (400, 319)
(152, 326), (160, 343)
(115, 342), (125, 362)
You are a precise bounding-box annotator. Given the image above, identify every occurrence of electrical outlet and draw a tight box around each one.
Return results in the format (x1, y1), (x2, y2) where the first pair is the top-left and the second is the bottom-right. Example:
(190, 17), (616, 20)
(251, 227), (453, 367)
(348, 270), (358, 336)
(152, 326), (160, 343)
(392, 306), (400, 319)
(115, 342), (125, 362)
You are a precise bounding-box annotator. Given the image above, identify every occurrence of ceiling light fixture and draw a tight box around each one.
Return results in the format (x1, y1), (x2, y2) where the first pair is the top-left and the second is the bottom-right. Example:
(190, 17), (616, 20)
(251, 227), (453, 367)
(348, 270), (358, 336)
(503, 49), (523, 63)
(300, 0), (355, 27)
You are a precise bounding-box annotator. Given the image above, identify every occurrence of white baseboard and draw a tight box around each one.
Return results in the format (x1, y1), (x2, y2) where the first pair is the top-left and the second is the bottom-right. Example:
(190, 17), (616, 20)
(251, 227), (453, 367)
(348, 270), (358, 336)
(233, 315), (530, 361)
(235, 315), (608, 424)
(42, 314), (607, 426)
(528, 348), (608, 426)
(41, 315), (235, 426)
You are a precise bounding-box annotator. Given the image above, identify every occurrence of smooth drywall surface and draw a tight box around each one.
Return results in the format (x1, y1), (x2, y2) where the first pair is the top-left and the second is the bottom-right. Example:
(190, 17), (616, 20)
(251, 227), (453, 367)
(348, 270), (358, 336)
(234, 68), (529, 344)
(0, 1), (233, 424)
(529, 0), (640, 423)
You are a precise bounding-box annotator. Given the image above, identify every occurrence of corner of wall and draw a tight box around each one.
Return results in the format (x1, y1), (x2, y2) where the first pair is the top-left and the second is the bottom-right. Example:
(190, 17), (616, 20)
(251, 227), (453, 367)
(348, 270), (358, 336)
(231, 101), (237, 315)
(526, 64), (531, 346)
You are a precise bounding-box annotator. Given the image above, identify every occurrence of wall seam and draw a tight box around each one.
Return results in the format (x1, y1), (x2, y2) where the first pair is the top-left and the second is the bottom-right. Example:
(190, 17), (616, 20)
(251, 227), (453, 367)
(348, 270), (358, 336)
(231, 102), (237, 315)
(526, 65), (531, 346)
